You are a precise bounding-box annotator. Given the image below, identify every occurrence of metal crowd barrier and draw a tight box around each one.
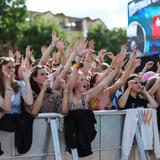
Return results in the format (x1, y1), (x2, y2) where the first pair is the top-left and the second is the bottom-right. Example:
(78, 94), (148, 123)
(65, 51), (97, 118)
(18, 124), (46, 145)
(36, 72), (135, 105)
(0, 111), (156, 160)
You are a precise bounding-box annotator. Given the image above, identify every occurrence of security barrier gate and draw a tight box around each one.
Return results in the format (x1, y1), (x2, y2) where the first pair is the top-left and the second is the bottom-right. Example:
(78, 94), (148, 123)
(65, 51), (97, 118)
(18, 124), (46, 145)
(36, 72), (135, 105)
(0, 111), (156, 160)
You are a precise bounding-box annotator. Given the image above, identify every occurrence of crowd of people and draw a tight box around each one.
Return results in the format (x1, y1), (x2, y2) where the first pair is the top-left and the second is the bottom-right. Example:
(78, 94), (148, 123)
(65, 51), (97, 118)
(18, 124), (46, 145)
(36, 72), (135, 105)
(0, 31), (160, 157)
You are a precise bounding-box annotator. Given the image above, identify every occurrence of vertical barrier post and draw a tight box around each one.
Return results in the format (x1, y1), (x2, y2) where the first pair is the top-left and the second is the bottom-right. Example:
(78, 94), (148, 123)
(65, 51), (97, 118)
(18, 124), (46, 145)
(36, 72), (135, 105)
(135, 126), (150, 160)
(50, 119), (63, 160)
(71, 148), (79, 160)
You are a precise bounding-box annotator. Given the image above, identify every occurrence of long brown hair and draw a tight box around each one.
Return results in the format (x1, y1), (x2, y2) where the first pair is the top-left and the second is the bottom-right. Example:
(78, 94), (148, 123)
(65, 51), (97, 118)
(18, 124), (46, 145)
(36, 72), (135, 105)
(145, 77), (160, 105)
(30, 65), (52, 95)
(0, 57), (19, 98)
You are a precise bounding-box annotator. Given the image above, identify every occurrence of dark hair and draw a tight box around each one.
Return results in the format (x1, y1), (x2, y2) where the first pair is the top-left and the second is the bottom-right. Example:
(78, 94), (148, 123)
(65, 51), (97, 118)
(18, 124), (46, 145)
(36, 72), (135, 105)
(145, 77), (157, 91)
(30, 65), (52, 95)
(0, 57), (19, 98)
(90, 73), (99, 88)
(124, 74), (140, 90)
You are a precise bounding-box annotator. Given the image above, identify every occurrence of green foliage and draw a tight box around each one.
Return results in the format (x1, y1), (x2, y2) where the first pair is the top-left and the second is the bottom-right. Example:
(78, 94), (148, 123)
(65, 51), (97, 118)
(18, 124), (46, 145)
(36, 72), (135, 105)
(0, 0), (27, 51)
(16, 15), (68, 58)
(87, 24), (127, 55)
(0, 0), (126, 59)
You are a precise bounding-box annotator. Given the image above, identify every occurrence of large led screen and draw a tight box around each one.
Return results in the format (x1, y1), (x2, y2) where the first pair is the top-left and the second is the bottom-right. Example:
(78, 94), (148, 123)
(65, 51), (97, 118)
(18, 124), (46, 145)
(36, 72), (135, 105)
(127, 0), (160, 57)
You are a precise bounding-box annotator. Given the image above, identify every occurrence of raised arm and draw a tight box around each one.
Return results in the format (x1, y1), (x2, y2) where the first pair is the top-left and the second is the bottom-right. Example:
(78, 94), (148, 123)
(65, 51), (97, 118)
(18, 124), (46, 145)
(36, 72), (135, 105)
(85, 66), (120, 101)
(67, 39), (86, 92)
(139, 61), (154, 79)
(51, 48), (77, 90)
(15, 50), (21, 64)
(40, 32), (56, 65)
(156, 62), (160, 74)
(141, 86), (158, 108)
(31, 80), (48, 116)
(104, 52), (140, 96)
(54, 38), (67, 66)
(147, 77), (160, 96)
(95, 53), (121, 86)
(95, 44), (127, 85)
(21, 67), (34, 105)
(117, 80), (133, 108)
(82, 49), (94, 75)
(23, 45), (33, 69)
(56, 77), (69, 114)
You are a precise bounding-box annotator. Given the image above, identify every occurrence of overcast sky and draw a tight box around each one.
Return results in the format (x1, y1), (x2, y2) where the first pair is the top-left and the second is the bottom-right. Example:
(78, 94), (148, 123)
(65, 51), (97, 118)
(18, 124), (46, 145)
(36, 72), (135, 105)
(26, 0), (128, 29)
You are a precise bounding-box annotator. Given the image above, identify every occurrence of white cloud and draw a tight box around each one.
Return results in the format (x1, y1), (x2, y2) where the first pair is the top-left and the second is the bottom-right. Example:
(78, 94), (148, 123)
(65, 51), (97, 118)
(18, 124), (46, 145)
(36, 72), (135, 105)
(26, 0), (128, 29)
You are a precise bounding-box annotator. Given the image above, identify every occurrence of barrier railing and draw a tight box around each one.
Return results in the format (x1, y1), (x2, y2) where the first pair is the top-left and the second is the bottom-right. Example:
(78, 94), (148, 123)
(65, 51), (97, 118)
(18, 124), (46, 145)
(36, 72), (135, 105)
(0, 111), (156, 160)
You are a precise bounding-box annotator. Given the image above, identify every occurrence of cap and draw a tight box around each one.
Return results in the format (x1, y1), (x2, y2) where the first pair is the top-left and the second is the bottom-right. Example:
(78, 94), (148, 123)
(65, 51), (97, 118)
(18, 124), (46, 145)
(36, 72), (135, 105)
(141, 71), (158, 82)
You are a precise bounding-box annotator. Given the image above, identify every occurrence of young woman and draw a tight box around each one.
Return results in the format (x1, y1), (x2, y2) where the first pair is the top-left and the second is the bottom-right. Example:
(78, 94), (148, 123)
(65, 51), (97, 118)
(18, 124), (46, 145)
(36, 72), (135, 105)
(63, 44), (122, 157)
(30, 65), (69, 115)
(145, 76), (160, 105)
(0, 57), (33, 114)
(0, 56), (35, 154)
(117, 74), (158, 109)
(145, 76), (160, 129)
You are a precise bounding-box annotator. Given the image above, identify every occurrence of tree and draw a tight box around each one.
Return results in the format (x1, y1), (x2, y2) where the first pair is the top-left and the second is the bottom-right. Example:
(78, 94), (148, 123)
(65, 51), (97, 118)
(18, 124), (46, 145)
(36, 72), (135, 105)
(0, 0), (27, 53)
(87, 24), (127, 55)
(16, 15), (68, 58)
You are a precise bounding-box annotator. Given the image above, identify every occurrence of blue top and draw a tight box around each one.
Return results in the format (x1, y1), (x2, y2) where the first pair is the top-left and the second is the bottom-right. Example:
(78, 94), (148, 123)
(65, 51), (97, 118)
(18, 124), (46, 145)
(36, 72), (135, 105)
(6, 81), (26, 114)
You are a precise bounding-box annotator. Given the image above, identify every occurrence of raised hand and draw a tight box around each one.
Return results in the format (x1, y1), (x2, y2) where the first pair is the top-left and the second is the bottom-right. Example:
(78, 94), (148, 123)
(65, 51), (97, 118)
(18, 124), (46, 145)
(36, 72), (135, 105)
(85, 49), (95, 61)
(15, 50), (21, 62)
(76, 39), (87, 57)
(135, 59), (141, 68)
(25, 45), (33, 59)
(145, 61), (154, 70)
(21, 66), (32, 82)
(88, 40), (95, 50)
(41, 45), (48, 55)
(157, 62), (160, 73)
(52, 31), (59, 44)
(130, 46), (137, 59)
(120, 44), (128, 55)
(55, 38), (65, 53)
(8, 50), (14, 58)
(106, 52), (115, 60)
(30, 54), (35, 63)
(111, 53), (125, 68)
(98, 49), (107, 63)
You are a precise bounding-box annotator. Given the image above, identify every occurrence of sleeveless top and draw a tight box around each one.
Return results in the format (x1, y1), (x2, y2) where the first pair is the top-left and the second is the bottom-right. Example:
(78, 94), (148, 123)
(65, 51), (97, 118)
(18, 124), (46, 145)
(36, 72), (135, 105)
(70, 96), (88, 111)
(89, 95), (112, 110)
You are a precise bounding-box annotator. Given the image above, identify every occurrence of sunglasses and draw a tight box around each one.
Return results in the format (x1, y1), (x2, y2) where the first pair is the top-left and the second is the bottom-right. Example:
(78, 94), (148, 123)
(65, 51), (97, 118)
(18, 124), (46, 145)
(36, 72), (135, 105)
(133, 81), (145, 85)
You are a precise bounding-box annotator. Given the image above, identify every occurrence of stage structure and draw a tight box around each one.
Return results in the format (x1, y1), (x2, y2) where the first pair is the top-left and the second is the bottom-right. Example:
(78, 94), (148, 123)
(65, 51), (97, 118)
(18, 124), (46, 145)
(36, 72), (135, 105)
(127, 0), (160, 57)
